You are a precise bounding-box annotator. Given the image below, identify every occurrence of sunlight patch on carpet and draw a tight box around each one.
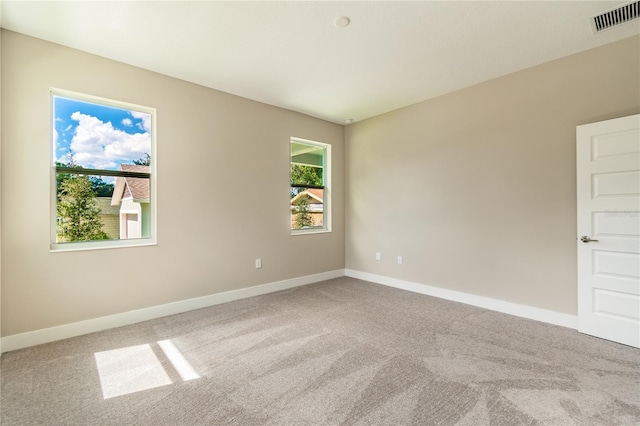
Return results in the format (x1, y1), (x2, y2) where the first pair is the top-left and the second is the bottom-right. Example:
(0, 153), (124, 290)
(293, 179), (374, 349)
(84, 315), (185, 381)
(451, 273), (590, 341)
(95, 344), (172, 399)
(158, 339), (200, 381)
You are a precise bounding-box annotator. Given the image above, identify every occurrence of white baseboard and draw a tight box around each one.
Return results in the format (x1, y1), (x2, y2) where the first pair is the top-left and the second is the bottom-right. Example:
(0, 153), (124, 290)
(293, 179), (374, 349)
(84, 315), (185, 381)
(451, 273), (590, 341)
(345, 269), (578, 329)
(0, 269), (345, 354)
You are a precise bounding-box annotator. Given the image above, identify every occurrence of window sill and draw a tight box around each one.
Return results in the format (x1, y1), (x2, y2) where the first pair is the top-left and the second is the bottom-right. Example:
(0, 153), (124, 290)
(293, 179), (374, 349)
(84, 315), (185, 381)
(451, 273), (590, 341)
(291, 228), (331, 236)
(51, 238), (157, 253)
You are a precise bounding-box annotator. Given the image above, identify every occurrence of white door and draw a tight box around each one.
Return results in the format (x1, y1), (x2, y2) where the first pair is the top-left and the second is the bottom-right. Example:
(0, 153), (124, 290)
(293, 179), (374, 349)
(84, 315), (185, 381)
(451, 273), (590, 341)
(577, 114), (640, 348)
(126, 213), (141, 239)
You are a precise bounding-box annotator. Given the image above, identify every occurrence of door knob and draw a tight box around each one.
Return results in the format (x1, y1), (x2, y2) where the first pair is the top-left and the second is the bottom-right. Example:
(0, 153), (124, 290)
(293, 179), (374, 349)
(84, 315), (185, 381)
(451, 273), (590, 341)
(580, 236), (598, 243)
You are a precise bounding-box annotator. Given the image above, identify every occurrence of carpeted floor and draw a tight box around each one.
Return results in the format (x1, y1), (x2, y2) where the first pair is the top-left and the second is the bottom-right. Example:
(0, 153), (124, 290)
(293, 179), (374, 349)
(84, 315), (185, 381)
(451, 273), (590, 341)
(1, 277), (639, 425)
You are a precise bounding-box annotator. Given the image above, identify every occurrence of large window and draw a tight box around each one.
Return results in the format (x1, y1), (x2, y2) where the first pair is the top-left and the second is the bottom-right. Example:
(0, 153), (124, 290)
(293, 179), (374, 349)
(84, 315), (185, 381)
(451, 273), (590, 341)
(290, 138), (330, 234)
(51, 89), (156, 251)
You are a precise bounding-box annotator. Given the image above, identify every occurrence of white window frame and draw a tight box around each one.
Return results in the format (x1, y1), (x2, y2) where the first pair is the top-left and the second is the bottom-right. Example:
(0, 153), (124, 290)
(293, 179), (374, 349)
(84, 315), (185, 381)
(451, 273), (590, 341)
(290, 137), (331, 235)
(50, 88), (157, 252)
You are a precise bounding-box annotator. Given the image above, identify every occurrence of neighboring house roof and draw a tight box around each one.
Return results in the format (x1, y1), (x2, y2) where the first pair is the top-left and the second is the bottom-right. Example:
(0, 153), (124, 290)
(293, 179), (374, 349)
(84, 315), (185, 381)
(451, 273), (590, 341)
(291, 188), (323, 205)
(111, 164), (150, 206)
(95, 197), (120, 215)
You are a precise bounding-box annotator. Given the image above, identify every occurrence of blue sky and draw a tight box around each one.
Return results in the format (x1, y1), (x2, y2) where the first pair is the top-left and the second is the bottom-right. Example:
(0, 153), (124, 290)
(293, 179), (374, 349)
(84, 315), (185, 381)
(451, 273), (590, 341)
(54, 96), (151, 171)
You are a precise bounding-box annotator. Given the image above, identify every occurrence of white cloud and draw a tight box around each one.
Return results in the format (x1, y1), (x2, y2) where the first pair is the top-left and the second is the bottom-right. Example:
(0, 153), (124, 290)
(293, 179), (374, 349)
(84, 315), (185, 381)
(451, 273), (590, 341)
(64, 124), (72, 132)
(69, 112), (151, 169)
(130, 111), (151, 132)
(121, 118), (133, 127)
(53, 128), (59, 161)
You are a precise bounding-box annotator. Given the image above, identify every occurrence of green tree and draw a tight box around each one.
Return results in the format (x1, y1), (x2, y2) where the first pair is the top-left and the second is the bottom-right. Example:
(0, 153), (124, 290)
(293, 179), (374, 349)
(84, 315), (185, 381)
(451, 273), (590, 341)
(291, 164), (322, 185)
(55, 160), (83, 198)
(57, 175), (109, 242)
(292, 195), (313, 229)
(133, 153), (151, 166)
(89, 176), (115, 197)
(56, 159), (114, 198)
(290, 164), (322, 198)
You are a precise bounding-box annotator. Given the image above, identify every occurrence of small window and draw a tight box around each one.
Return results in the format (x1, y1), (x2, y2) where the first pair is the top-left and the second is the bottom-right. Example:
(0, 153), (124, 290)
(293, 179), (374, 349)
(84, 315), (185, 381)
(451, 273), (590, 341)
(51, 89), (156, 251)
(290, 138), (331, 234)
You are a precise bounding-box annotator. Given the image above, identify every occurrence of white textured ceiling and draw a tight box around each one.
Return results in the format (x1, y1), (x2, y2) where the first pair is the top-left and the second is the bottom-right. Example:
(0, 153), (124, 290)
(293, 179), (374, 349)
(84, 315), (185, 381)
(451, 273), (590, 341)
(1, 1), (639, 124)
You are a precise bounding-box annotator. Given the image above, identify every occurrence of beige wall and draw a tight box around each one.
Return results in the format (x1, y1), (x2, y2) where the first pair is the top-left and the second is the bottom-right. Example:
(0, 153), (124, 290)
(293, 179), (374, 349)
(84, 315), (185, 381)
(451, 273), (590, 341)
(346, 35), (640, 316)
(0, 31), (345, 337)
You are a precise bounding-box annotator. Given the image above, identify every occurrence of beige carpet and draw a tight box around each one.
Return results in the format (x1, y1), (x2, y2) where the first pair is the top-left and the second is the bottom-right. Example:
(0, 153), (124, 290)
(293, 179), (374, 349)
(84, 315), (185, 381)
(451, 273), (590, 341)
(1, 277), (639, 425)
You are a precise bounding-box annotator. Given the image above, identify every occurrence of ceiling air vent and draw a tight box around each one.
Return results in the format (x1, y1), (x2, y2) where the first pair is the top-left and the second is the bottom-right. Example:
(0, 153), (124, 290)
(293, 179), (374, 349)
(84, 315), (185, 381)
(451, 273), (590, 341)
(592, 1), (640, 32)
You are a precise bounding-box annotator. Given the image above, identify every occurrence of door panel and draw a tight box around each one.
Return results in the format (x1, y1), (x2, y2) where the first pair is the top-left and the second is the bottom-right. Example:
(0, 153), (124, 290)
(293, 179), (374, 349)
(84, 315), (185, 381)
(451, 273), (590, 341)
(577, 114), (640, 348)
(593, 212), (639, 237)
(593, 171), (640, 198)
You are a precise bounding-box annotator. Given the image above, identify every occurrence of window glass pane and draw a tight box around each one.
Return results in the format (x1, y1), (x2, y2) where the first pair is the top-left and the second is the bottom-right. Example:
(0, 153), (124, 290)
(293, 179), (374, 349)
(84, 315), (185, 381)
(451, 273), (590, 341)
(53, 96), (151, 170)
(56, 173), (151, 242)
(52, 93), (153, 247)
(290, 142), (324, 187)
(290, 187), (324, 230)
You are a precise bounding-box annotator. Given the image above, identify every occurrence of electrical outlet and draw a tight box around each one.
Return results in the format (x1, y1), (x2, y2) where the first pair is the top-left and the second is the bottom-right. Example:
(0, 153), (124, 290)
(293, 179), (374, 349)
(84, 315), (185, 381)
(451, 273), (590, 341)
(255, 258), (262, 269)
(376, 252), (381, 261)
(397, 256), (403, 265)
